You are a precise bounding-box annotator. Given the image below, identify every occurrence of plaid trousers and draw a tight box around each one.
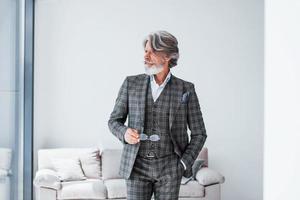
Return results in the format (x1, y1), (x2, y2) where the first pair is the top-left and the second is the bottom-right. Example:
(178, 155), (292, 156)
(125, 153), (185, 200)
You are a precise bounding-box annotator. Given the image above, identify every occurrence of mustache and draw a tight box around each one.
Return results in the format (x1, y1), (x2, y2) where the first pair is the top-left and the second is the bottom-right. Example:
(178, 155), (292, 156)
(144, 60), (155, 65)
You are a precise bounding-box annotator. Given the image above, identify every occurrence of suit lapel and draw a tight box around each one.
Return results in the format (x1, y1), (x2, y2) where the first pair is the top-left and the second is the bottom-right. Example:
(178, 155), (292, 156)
(137, 74), (149, 134)
(168, 74), (183, 131)
(136, 73), (183, 133)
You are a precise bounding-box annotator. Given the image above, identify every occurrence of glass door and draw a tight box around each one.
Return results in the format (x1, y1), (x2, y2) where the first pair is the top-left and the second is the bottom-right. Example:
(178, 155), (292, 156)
(0, 0), (32, 199)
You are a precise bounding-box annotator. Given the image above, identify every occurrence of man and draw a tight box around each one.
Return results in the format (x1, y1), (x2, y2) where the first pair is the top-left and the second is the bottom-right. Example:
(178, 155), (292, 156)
(108, 30), (207, 200)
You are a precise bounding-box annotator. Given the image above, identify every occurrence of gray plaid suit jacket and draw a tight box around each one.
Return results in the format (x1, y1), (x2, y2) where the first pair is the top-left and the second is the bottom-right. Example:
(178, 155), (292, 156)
(108, 73), (207, 179)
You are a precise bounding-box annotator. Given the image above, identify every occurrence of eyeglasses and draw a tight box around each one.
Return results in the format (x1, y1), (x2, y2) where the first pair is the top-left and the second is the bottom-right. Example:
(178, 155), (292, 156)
(139, 133), (160, 141)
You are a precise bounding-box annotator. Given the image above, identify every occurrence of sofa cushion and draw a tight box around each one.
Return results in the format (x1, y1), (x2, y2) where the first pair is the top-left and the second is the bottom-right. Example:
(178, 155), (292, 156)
(57, 179), (107, 199)
(104, 179), (126, 199)
(181, 177), (193, 185)
(179, 180), (205, 197)
(79, 148), (102, 179)
(38, 147), (102, 179)
(51, 158), (86, 181)
(101, 149), (122, 180)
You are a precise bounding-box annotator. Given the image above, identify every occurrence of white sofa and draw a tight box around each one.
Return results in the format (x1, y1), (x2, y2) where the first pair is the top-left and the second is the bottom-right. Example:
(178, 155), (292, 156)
(34, 147), (225, 200)
(0, 148), (12, 200)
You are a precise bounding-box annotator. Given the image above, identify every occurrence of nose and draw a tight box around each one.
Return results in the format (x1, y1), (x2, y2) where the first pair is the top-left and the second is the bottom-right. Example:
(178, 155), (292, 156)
(144, 51), (150, 60)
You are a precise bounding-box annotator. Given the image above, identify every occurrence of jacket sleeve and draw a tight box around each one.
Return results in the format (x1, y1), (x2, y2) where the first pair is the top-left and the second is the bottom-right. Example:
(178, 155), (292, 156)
(181, 83), (207, 169)
(108, 77), (129, 144)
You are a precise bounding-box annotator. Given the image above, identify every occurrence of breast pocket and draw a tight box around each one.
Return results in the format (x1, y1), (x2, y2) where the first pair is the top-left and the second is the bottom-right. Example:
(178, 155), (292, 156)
(179, 102), (188, 113)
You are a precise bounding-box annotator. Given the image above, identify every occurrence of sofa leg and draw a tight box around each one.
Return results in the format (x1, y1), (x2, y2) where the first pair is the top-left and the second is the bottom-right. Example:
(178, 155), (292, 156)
(35, 187), (57, 200)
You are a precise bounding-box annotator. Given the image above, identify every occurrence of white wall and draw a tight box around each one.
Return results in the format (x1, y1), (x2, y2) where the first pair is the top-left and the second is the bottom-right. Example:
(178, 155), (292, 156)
(265, 1), (300, 200)
(34, 0), (263, 200)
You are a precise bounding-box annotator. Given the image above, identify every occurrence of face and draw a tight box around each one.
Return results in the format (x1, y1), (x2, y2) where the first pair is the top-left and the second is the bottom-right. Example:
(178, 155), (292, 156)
(144, 40), (168, 68)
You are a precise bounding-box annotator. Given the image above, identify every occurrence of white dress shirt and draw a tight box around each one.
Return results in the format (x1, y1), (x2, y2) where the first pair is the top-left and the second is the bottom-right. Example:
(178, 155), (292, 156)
(150, 70), (172, 102)
(149, 71), (187, 171)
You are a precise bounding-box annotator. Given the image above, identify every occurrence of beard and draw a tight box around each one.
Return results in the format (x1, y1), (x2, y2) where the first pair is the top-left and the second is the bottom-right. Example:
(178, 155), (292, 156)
(144, 64), (164, 75)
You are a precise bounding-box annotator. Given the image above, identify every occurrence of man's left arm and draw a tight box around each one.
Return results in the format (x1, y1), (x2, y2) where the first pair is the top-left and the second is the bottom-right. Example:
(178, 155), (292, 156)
(181, 83), (207, 170)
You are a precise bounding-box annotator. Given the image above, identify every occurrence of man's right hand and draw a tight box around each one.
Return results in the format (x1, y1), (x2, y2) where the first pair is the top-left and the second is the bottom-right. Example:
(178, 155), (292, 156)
(124, 128), (140, 144)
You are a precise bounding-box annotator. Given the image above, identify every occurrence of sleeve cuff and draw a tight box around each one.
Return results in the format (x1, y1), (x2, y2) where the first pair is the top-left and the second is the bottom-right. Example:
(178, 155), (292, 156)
(123, 134), (128, 144)
(180, 159), (187, 170)
(121, 127), (128, 144)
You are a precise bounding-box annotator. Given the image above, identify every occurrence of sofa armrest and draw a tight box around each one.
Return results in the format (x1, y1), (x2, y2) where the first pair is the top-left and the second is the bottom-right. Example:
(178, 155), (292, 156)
(0, 169), (12, 180)
(34, 169), (61, 190)
(0, 169), (8, 179)
(195, 167), (225, 186)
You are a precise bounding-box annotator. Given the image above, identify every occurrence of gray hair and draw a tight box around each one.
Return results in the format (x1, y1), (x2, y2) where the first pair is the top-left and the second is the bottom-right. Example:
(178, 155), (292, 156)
(143, 30), (179, 68)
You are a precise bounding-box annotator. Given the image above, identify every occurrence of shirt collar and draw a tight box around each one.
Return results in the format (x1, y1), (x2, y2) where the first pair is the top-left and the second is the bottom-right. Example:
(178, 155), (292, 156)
(150, 70), (172, 87)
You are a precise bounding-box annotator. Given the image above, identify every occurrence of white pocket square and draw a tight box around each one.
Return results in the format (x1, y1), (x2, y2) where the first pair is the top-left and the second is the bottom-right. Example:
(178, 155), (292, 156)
(181, 91), (190, 103)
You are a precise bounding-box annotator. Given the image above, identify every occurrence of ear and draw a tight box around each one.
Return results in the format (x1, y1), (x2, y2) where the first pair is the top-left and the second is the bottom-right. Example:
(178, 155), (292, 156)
(164, 55), (171, 63)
